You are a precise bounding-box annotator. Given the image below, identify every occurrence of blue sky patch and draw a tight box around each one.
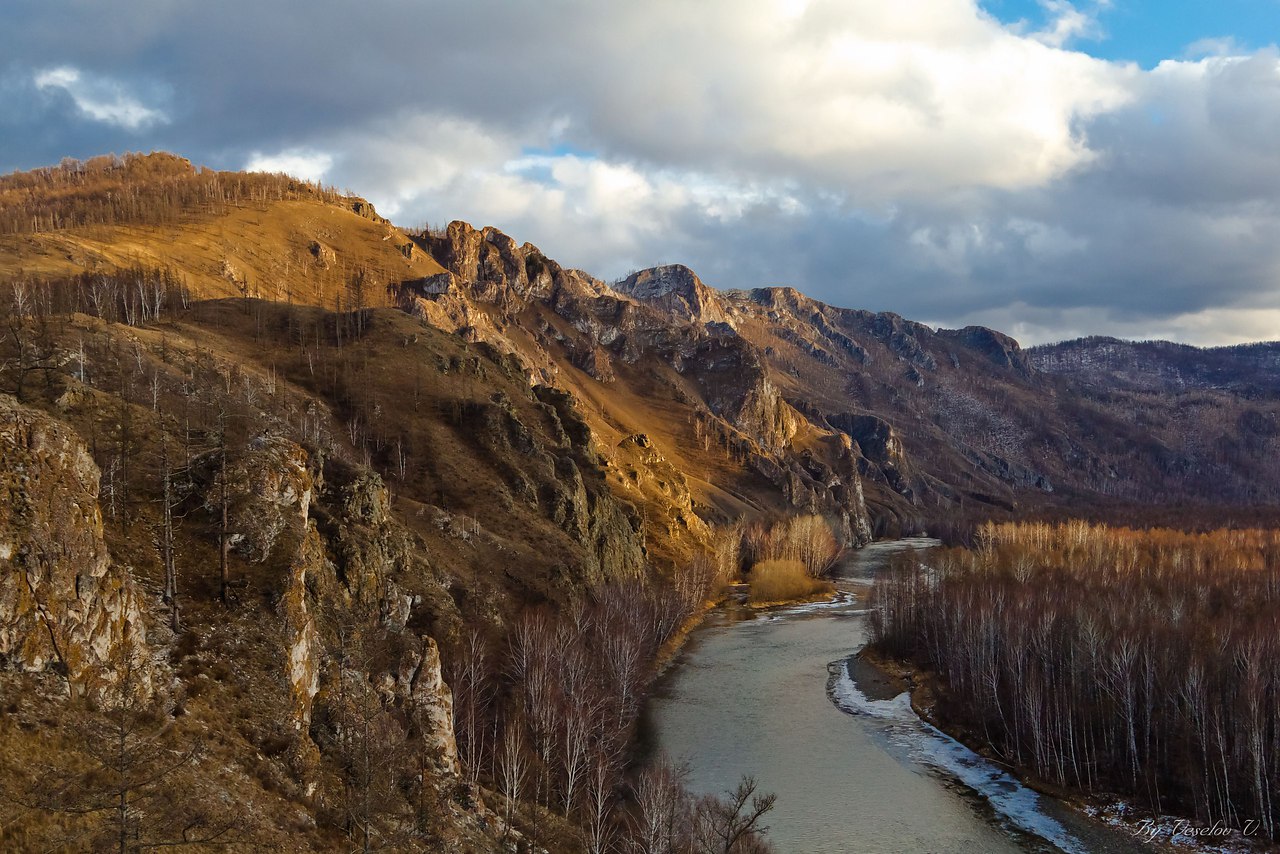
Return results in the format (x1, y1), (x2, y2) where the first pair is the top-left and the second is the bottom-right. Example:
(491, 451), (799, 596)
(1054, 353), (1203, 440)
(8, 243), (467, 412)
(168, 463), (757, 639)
(982, 0), (1280, 67)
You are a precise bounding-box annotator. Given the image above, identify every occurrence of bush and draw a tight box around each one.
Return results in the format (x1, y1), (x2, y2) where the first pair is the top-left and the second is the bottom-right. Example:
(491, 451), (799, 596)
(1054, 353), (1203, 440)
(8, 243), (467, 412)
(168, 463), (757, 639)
(740, 514), (841, 578)
(747, 559), (834, 604)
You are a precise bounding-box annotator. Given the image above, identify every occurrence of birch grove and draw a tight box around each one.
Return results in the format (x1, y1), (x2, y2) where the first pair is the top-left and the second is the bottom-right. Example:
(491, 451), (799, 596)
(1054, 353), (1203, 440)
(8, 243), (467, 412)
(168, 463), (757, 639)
(870, 521), (1280, 841)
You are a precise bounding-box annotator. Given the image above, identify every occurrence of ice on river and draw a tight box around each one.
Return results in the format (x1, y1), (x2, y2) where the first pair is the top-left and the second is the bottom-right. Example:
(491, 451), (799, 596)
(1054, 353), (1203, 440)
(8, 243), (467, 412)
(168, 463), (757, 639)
(830, 658), (1091, 854)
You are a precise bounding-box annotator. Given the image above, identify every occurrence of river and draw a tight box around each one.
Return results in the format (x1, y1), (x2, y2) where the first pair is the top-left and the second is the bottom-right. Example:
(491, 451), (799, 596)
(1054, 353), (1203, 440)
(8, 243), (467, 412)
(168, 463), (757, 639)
(642, 539), (1156, 854)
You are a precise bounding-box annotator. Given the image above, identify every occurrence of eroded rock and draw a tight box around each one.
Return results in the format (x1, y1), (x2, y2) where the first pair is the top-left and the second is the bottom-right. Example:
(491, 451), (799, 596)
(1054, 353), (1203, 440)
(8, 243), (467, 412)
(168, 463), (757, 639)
(0, 395), (149, 695)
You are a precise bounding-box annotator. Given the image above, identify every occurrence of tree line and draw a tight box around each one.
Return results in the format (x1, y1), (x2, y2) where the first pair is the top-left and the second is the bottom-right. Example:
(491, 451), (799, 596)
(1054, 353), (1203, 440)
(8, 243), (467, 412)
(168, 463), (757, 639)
(870, 521), (1280, 842)
(446, 560), (777, 853)
(0, 152), (352, 235)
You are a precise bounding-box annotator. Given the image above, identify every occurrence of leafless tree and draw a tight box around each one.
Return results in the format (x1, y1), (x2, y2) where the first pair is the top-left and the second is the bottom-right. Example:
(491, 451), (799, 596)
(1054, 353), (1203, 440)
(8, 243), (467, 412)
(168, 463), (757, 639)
(691, 776), (776, 854)
(870, 521), (1280, 841)
(497, 720), (529, 834)
(1, 649), (233, 852)
(448, 628), (494, 785)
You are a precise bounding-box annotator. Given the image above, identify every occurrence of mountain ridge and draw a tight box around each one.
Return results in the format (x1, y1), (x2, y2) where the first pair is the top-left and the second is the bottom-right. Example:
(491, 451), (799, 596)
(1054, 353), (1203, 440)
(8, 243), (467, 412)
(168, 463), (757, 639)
(7, 153), (1280, 528)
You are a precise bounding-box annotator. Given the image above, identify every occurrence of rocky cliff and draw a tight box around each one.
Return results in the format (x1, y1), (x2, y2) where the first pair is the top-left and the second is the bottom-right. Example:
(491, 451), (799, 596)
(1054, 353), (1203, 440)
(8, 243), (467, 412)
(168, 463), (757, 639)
(404, 220), (875, 550)
(0, 395), (149, 696)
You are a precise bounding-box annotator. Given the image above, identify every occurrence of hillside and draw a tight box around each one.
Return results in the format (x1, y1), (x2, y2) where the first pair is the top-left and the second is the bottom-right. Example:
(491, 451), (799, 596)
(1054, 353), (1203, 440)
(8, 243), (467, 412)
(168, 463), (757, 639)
(0, 152), (444, 304)
(2, 153), (1280, 849)
(0, 155), (877, 851)
(1030, 335), (1280, 395)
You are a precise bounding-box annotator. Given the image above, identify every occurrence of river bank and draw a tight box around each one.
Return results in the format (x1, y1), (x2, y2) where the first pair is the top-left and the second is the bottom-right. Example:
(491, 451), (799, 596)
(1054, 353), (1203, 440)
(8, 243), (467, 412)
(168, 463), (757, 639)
(654, 579), (846, 676)
(853, 646), (1271, 854)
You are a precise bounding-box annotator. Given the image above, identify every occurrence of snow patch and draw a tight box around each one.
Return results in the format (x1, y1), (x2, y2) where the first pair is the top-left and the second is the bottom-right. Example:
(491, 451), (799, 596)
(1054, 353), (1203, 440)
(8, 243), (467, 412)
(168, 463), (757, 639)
(761, 591), (858, 617)
(830, 658), (1090, 854)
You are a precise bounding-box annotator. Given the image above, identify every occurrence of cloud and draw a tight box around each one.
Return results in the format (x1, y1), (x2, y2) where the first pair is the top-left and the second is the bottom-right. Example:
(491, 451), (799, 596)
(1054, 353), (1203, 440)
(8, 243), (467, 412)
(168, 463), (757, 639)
(4, 1), (1280, 345)
(33, 66), (167, 130)
(289, 111), (799, 276)
(542, 0), (1134, 201)
(1184, 36), (1248, 60)
(1030, 1), (1107, 49)
(3, 1), (1135, 198)
(244, 148), (334, 183)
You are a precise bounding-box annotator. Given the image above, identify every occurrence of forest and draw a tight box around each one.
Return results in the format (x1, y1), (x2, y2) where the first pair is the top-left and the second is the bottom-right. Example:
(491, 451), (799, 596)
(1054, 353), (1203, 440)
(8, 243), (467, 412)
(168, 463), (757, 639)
(869, 521), (1280, 842)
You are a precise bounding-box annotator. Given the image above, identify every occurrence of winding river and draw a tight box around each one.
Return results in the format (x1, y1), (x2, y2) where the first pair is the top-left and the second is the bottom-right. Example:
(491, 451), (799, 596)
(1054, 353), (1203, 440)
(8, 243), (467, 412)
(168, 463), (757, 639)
(642, 540), (1155, 854)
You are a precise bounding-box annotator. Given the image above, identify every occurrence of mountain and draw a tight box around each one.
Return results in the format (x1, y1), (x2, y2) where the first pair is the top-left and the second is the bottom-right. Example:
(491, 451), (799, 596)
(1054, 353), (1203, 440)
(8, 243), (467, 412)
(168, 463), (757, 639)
(1, 152), (1278, 849)
(408, 222), (1280, 526)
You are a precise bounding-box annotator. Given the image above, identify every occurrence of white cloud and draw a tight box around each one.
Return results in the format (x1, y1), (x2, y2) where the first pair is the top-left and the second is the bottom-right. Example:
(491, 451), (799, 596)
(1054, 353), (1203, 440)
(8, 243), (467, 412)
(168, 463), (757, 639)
(244, 148), (334, 183)
(1031, 0), (1106, 49)
(297, 112), (778, 276)
(1183, 36), (1248, 60)
(33, 65), (167, 130)
(547, 0), (1136, 201)
(934, 303), (1280, 348)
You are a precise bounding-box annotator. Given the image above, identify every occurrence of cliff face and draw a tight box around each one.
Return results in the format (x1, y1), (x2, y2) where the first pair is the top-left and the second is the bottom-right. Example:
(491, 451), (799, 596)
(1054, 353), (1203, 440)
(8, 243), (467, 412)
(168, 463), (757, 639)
(281, 523), (325, 730)
(426, 221), (556, 306)
(275, 455), (460, 774)
(0, 395), (149, 696)
(406, 220), (874, 549)
(0, 301), (521, 848)
(615, 265), (732, 326)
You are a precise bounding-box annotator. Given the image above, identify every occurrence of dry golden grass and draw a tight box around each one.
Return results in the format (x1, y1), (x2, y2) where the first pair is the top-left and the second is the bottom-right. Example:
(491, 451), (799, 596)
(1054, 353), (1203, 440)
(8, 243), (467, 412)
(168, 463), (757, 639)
(747, 559), (834, 605)
(0, 199), (444, 307)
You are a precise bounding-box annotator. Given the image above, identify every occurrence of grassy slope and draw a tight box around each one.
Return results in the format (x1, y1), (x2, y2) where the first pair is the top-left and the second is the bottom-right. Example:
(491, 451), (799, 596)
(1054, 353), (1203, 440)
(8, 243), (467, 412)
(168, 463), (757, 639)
(0, 199), (445, 305)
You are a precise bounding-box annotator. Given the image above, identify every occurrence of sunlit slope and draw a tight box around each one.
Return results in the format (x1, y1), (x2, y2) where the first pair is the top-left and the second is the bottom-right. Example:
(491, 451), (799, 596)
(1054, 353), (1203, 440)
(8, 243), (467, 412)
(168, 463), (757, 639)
(0, 152), (444, 306)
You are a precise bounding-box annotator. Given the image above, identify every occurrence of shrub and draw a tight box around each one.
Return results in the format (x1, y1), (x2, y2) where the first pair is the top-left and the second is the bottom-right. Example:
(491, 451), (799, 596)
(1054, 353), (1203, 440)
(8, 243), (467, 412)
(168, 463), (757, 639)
(740, 514), (841, 578)
(747, 559), (834, 604)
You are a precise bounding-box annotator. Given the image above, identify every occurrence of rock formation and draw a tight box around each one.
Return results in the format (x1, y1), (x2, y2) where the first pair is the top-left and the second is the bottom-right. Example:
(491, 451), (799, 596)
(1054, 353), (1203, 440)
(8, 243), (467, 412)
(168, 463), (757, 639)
(0, 395), (149, 696)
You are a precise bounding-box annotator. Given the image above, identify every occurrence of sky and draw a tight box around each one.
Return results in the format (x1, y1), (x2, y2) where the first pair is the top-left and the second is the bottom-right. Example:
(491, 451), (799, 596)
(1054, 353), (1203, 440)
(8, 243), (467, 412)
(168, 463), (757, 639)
(3, 1), (1280, 346)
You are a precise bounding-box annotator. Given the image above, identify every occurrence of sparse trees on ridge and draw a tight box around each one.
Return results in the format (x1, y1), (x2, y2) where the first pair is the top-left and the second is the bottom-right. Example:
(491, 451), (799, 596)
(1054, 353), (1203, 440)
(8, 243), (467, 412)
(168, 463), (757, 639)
(0, 152), (352, 236)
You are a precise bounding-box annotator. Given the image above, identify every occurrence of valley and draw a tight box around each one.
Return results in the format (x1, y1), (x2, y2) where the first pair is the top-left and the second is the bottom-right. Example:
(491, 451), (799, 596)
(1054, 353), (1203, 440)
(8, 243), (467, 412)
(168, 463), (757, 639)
(0, 153), (1277, 851)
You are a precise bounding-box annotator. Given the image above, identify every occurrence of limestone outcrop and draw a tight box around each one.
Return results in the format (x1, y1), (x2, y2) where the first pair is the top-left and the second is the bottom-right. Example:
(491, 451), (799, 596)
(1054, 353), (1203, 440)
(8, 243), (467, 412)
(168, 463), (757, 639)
(616, 264), (733, 327)
(0, 395), (149, 695)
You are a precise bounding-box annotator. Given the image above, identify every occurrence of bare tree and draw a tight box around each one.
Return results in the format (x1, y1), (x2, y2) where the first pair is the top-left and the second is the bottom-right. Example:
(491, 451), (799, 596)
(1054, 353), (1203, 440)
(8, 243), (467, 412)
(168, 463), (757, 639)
(497, 720), (529, 835)
(692, 776), (776, 854)
(448, 628), (493, 785)
(630, 757), (691, 854)
(155, 432), (181, 631)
